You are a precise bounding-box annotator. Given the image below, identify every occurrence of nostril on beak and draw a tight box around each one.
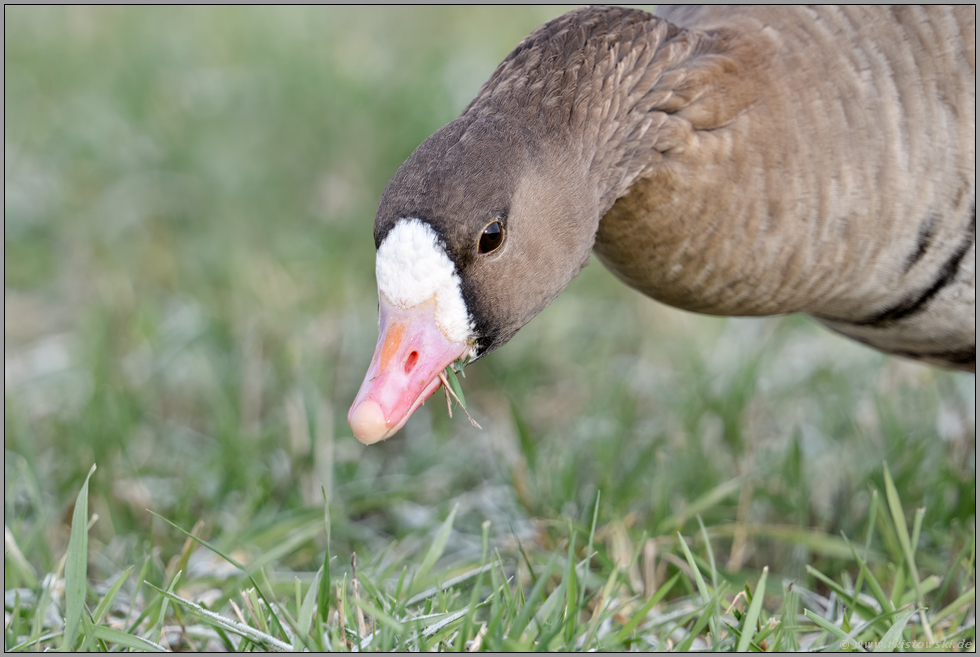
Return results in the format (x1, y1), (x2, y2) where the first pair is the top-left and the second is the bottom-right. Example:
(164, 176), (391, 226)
(404, 351), (419, 373)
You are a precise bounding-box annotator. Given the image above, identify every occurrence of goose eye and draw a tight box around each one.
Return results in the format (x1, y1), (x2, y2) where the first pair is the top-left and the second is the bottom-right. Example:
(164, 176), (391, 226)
(478, 221), (504, 254)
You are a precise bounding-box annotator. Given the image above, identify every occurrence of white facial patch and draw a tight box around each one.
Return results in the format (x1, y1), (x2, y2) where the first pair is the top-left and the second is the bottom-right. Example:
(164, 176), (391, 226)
(376, 218), (474, 345)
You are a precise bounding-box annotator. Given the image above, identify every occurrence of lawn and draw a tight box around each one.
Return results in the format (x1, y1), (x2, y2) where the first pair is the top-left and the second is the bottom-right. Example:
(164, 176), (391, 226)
(4, 6), (975, 651)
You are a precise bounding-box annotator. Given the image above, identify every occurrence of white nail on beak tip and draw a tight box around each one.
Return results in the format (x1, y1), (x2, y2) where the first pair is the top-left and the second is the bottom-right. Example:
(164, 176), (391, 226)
(349, 400), (388, 444)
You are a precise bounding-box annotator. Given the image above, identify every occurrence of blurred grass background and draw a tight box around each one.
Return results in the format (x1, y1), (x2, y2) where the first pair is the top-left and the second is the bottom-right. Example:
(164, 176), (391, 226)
(5, 4), (975, 627)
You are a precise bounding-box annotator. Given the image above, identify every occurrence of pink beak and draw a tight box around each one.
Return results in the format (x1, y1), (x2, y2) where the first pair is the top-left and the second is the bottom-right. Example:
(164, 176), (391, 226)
(348, 294), (470, 444)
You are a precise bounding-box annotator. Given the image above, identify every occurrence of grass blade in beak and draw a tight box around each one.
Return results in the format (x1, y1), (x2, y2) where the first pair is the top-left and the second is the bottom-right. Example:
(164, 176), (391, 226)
(438, 370), (481, 429)
(445, 367), (466, 409)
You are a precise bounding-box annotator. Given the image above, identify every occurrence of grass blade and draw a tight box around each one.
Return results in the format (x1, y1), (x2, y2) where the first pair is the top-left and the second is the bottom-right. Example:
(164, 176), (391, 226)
(737, 566), (768, 652)
(910, 507), (925, 561)
(563, 525), (579, 646)
(841, 532), (895, 616)
(674, 594), (721, 652)
(406, 561), (499, 607)
(882, 463), (934, 643)
(677, 531), (722, 648)
(863, 489), (879, 555)
(445, 366), (466, 409)
(7, 632), (66, 653)
(147, 583), (294, 652)
(148, 511), (289, 640)
(613, 571), (681, 643)
(873, 605), (917, 652)
(697, 515), (723, 648)
(803, 608), (854, 643)
(931, 587), (975, 625)
(933, 538), (974, 613)
(422, 605), (485, 639)
(697, 515), (719, 592)
(295, 568), (321, 651)
(509, 549), (560, 643)
(578, 490), (601, 613)
(91, 565), (134, 624)
(678, 532), (711, 604)
(583, 564), (621, 650)
(353, 597), (405, 634)
(318, 488), (332, 625)
(411, 503), (459, 593)
(832, 607), (912, 652)
(90, 625), (167, 652)
(4, 526), (38, 589)
(63, 463), (97, 650)
(149, 510), (246, 570)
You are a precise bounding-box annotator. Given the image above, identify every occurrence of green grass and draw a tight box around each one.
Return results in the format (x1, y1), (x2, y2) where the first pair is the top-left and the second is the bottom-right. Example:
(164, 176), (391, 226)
(4, 6), (975, 651)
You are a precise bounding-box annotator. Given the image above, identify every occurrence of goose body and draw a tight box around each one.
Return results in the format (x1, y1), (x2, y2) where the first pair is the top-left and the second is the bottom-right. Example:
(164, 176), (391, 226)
(349, 5), (976, 444)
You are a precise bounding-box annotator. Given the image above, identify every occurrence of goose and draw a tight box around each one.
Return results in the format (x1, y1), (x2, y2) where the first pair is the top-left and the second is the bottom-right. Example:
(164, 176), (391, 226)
(348, 5), (976, 445)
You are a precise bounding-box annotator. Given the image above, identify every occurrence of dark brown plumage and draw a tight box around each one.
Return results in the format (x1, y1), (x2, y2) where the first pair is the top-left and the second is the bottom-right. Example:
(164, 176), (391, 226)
(351, 5), (975, 443)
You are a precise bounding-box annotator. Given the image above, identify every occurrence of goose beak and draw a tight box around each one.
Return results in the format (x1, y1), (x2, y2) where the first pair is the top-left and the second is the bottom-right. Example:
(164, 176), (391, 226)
(348, 294), (470, 444)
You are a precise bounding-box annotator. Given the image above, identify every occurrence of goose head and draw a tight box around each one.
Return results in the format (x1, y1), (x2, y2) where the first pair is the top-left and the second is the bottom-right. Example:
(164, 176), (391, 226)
(348, 114), (599, 444)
